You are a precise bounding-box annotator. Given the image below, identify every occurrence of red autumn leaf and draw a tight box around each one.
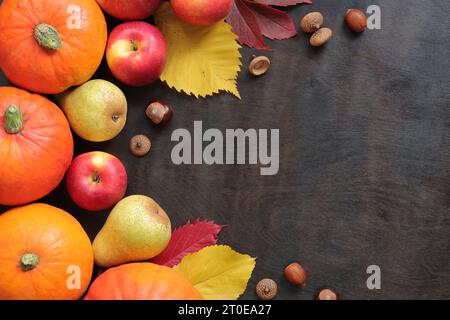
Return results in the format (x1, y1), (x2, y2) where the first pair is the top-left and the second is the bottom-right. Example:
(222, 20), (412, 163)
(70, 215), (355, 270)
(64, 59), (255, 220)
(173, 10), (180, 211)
(226, 0), (312, 50)
(151, 219), (225, 267)
(227, 0), (271, 51)
(246, 2), (297, 40)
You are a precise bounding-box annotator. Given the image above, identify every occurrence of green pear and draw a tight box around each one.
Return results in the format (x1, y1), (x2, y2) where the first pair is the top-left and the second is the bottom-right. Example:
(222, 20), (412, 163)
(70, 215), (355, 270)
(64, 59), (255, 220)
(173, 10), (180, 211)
(93, 195), (172, 267)
(57, 79), (127, 142)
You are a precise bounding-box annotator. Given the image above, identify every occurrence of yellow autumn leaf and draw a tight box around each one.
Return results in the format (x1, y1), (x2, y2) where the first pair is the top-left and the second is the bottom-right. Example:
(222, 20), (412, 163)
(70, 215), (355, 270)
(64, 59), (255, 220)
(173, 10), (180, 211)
(155, 3), (242, 99)
(174, 245), (256, 300)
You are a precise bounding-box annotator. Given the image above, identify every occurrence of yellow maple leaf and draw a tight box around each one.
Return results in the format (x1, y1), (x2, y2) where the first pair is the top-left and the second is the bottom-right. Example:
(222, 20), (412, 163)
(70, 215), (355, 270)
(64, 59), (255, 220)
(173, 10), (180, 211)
(174, 245), (256, 300)
(155, 3), (242, 99)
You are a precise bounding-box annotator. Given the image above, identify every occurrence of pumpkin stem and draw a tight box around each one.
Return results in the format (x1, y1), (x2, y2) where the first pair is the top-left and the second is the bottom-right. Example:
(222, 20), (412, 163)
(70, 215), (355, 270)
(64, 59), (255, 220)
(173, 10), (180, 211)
(34, 23), (61, 50)
(4, 104), (24, 134)
(20, 253), (40, 271)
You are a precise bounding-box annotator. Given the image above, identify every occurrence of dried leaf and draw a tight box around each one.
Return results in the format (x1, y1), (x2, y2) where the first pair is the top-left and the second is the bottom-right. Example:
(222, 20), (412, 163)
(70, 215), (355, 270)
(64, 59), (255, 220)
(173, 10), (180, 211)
(246, 2), (297, 40)
(226, 0), (312, 50)
(155, 2), (242, 98)
(227, 0), (271, 51)
(151, 220), (225, 267)
(174, 245), (256, 300)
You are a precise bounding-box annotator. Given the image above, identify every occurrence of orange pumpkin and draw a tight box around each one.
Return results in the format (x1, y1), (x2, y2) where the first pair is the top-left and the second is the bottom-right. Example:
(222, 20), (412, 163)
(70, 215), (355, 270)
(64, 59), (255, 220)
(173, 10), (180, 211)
(0, 87), (73, 206)
(0, 0), (107, 94)
(84, 263), (204, 300)
(0, 204), (94, 300)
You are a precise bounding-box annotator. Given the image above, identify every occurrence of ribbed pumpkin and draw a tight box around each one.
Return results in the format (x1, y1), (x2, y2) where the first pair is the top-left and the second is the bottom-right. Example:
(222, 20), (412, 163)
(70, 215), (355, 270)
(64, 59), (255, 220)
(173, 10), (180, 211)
(0, 204), (94, 300)
(0, 0), (107, 94)
(84, 263), (204, 300)
(0, 87), (73, 206)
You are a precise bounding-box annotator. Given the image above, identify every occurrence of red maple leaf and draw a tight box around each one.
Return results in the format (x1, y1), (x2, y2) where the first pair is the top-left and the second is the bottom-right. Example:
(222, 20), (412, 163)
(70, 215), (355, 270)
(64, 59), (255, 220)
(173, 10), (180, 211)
(150, 219), (225, 267)
(226, 0), (312, 50)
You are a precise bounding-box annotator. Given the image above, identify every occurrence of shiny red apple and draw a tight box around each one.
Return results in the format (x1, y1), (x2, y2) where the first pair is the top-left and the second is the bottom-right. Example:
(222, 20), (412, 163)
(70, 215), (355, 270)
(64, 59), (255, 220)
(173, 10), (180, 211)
(66, 151), (127, 211)
(97, 0), (162, 20)
(106, 21), (167, 87)
(171, 0), (233, 26)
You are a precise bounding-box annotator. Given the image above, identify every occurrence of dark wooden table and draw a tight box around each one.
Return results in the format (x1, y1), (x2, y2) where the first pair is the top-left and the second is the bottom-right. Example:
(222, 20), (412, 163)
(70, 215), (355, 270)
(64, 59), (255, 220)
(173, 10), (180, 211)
(1, 0), (449, 300)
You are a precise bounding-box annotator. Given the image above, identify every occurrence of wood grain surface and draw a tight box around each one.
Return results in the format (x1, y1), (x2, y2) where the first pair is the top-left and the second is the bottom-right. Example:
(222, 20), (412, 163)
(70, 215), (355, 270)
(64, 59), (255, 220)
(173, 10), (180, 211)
(0, 0), (449, 300)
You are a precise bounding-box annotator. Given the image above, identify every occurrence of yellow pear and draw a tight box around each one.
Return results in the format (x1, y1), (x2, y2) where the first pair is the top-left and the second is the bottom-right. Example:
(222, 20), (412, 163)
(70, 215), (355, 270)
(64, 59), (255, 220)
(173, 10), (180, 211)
(93, 195), (172, 267)
(57, 79), (127, 142)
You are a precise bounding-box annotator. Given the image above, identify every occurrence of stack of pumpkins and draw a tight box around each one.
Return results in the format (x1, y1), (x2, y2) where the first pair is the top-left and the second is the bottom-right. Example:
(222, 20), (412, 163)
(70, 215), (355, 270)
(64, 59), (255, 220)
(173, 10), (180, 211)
(0, 0), (202, 300)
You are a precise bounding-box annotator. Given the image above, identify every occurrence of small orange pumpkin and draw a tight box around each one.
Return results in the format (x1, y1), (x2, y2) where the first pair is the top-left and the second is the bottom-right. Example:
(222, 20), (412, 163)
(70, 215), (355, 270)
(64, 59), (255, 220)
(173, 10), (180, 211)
(84, 263), (204, 300)
(0, 86), (73, 206)
(0, 0), (107, 94)
(0, 204), (94, 300)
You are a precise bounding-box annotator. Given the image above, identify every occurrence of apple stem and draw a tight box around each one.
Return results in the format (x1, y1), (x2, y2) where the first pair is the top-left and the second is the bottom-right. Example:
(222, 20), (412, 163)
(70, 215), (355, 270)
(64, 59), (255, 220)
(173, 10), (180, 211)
(93, 173), (101, 183)
(130, 40), (139, 51)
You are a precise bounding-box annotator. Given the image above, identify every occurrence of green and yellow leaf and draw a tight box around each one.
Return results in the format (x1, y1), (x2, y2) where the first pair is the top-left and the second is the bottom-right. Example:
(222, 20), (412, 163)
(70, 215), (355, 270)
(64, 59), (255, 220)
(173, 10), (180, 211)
(155, 3), (242, 99)
(174, 245), (256, 300)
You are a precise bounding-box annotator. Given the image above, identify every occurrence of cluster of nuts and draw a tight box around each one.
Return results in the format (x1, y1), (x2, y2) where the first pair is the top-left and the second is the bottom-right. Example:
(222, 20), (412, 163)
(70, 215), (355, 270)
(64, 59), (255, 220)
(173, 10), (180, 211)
(299, 8), (368, 47)
(256, 261), (339, 300)
(300, 12), (332, 47)
(248, 9), (367, 74)
(129, 100), (174, 157)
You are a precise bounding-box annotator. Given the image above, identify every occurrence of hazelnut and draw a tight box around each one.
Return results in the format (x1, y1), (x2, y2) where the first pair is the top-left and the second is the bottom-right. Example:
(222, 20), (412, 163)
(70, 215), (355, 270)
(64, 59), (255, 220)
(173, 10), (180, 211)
(130, 134), (151, 157)
(345, 9), (367, 33)
(249, 56), (270, 76)
(316, 288), (339, 300)
(256, 278), (277, 300)
(146, 100), (173, 125)
(300, 12), (324, 33)
(310, 27), (333, 47)
(284, 262), (307, 286)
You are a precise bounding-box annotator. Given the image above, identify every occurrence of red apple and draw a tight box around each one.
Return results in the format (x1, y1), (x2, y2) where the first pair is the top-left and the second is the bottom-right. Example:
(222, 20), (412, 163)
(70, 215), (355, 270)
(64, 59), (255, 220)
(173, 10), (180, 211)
(66, 151), (127, 212)
(97, 0), (163, 20)
(171, 0), (233, 26)
(106, 22), (167, 87)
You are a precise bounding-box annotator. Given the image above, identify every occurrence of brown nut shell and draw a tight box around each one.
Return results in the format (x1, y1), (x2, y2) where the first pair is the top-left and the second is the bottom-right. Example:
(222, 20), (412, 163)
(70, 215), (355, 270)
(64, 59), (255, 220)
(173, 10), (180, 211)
(284, 262), (307, 286)
(130, 135), (151, 157)
(300, 12), (324, 33)
(310, 28), (333, 47)
(316, 288), (339, 300)
(146, 100), (173, 125)
(249, 56), (270, 76)
(256, 278), (278, 300)
(345, 9), (367, 33)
